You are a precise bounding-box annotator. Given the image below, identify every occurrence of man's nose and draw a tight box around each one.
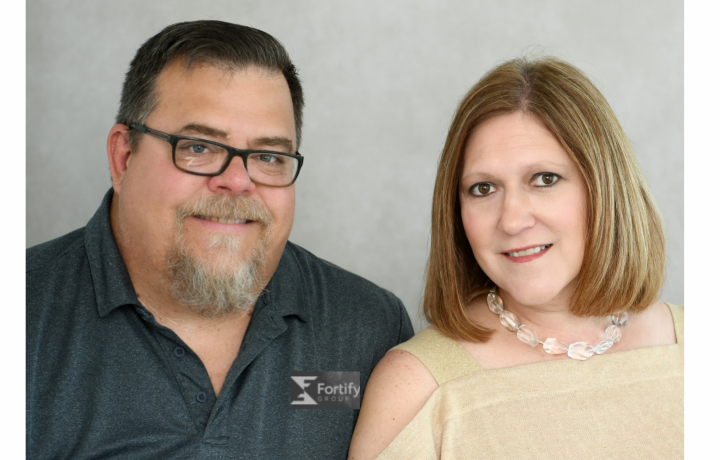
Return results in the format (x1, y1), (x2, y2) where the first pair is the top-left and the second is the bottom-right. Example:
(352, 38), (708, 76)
(207, 156), (256, 195)
(498, 189), (536, 235)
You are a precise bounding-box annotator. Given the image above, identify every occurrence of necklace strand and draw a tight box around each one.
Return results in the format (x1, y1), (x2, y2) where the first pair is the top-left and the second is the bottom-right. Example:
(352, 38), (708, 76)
(487, 287), (628, 361)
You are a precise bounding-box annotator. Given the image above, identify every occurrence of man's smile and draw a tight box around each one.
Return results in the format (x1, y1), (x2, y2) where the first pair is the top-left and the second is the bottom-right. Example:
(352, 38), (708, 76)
(195, 215), (252, 224)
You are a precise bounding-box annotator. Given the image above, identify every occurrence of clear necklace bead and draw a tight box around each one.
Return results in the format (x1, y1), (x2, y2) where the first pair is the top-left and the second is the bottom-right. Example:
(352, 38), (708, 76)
(499, 310), (520, 332)
(567, 342), (595, 360)
(485, 288), (626, 361)
(605, 325), (622, 343)
(517, 325), (539, 347)
(594, 340), (613, 354)
(487, 291), (504, 314)
(611, 312), (628, 327)
(542, 338), (569, 354)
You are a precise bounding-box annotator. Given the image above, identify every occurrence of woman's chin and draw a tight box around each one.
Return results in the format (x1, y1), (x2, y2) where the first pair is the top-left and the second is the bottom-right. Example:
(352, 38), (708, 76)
(497, 284), (566, 308)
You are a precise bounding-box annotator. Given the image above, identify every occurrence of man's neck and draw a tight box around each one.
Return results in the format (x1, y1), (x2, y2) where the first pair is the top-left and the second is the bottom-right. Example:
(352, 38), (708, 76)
(111, 194), (258, 396)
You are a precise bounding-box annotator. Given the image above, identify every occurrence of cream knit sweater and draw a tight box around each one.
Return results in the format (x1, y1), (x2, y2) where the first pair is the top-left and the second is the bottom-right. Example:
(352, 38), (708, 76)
(376, 305), (683, 459)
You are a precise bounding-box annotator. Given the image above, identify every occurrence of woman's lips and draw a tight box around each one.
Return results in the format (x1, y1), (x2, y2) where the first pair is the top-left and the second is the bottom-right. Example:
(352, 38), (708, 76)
(503, 244), (552, 263)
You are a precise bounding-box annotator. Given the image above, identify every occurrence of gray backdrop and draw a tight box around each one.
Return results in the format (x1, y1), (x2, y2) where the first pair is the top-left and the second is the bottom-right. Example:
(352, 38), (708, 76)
(27, 0), (683, 332)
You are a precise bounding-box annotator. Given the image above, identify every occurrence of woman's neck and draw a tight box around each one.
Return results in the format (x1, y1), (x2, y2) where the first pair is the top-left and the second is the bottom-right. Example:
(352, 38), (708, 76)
(495, 286), (611, 345)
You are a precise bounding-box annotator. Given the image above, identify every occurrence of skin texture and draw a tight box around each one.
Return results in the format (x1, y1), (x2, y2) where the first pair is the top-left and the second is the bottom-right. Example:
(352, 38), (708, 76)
(347, 113), (676, 460)
(107, 62), (297, 396)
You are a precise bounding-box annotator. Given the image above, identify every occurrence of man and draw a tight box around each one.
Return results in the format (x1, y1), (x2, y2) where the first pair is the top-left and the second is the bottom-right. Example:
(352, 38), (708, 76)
(27, 20), (413, 459)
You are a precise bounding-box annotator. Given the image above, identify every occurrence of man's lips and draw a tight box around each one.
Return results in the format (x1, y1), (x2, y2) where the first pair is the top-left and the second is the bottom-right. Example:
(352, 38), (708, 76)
(194, 215), (253, 225)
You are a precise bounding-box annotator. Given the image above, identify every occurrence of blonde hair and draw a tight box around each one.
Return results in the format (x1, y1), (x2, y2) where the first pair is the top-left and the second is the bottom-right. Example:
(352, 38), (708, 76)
(424, 57), (666, 343)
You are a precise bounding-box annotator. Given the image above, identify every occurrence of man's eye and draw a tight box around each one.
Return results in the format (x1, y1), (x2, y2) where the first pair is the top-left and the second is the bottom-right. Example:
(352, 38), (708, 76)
(470, 183), (496, 196)
(190, 144), (207, 154)
(259, 154), (281, 163)
(533, 173), (559, 186)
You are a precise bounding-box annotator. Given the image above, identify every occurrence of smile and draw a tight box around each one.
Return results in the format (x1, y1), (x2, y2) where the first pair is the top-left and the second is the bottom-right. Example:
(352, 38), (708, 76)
(196, 215), (251, 224)
(504, 244), (552, 258)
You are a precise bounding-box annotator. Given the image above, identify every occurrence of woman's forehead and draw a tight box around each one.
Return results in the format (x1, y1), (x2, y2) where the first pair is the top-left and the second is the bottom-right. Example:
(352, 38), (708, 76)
(462, 113), (571, 173)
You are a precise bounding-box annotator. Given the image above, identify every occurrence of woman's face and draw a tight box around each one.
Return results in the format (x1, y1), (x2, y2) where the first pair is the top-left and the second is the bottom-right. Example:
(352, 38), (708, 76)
(459, 112), (588, 307)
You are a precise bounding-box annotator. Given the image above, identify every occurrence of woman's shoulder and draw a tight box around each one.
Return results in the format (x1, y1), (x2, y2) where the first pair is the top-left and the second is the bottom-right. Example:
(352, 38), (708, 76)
(665, 302), (684, 344)
(348, 331), (439, 460)
(348, 326), (485, 459)
(626, 300), (682, 348)
(392, 327), (483, 385)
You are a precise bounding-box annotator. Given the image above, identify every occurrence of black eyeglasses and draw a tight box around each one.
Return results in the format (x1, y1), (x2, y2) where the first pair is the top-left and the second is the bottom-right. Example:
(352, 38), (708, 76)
(129, 124), (304, 187)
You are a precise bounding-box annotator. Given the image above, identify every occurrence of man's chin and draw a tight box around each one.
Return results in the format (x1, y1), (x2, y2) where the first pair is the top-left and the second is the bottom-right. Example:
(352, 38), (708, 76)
(190, 248), (253, 274)
(182, 232), (255, 267)
(165, 234), (269, 318)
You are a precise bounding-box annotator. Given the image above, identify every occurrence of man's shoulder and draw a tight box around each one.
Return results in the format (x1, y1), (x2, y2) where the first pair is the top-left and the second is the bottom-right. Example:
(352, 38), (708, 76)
(284, 241), (401, 306)
(282, 241), (415, 345)
(26, 227), (86, 273)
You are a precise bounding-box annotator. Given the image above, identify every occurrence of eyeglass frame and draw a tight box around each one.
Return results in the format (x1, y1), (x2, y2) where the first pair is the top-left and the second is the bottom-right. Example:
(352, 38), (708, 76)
(128, 123), (304, 187)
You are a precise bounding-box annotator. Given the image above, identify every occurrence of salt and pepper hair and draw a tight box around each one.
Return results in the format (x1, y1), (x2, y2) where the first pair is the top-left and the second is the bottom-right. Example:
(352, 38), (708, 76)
(424, 57), (666, 343)
(116, 20), (304, 150)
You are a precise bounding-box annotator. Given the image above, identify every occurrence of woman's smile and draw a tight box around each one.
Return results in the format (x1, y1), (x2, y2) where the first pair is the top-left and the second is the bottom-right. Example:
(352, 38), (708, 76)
(502, 243), (552, 262)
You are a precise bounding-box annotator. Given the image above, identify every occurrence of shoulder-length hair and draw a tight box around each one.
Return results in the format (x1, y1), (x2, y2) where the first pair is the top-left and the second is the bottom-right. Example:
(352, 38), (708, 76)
(424, 57), (666, 343)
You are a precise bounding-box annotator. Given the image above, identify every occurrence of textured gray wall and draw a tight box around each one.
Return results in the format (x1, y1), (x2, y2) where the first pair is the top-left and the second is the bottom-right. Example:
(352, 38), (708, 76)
(27, 0), (683, 332)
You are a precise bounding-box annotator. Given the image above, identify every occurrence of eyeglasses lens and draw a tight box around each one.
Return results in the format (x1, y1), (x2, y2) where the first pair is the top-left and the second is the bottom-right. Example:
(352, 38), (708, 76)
(174, 139), (299, 186)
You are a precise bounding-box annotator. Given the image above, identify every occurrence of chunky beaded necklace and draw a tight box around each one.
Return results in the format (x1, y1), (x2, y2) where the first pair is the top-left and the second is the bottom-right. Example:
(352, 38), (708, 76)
(487, 287), (628, 361)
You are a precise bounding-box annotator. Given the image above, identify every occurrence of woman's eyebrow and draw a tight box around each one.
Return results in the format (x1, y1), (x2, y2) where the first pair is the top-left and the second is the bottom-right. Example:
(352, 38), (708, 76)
(460, 160), (570, 182)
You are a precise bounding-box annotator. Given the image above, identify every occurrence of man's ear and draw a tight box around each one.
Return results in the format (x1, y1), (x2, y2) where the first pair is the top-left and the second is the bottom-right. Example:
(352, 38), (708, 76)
(107, 124), (134, 194)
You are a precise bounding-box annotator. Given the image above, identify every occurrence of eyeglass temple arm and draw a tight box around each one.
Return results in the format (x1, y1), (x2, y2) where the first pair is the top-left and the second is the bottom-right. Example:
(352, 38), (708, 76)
(129, 124), (173, 142)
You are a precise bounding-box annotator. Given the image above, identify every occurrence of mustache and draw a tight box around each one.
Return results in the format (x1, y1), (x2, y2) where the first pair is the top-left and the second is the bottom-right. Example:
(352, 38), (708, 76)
(175, 195), (272, 226)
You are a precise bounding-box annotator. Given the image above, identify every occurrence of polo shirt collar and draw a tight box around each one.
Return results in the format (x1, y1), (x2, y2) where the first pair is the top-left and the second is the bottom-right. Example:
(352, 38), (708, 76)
(85, 188), (141, 317)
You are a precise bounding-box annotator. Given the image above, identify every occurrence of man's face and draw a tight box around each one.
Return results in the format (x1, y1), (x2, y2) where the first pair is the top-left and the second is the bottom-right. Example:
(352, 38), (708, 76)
(113, 61), (297, 310)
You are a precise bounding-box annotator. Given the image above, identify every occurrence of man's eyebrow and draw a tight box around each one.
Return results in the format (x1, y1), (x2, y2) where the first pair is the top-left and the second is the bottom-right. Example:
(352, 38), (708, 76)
(178, 123), (228, 139)
(249, 136), (295, 153)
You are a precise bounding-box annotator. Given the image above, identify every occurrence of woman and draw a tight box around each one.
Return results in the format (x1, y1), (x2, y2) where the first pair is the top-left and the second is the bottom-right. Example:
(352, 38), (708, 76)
(348, 57), (682, 460)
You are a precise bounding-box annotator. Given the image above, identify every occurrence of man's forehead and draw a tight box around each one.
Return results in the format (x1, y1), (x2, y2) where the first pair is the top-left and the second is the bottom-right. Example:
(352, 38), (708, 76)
(148, 61), (295, 150)
(177, 122), (294, 152)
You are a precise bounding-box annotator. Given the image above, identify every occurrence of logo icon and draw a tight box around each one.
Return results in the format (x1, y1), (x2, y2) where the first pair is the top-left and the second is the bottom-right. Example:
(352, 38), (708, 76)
(290, 375), (318, 405)
(291, 372), (361, 409)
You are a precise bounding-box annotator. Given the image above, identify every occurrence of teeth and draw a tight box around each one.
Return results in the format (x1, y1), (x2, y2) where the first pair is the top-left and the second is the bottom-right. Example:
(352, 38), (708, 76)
(508, 245), (548, 258)
(197, 215), (249, 224)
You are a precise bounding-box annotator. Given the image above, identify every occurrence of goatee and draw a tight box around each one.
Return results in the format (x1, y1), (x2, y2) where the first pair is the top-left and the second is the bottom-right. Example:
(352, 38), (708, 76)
(165, 194), (272, 318)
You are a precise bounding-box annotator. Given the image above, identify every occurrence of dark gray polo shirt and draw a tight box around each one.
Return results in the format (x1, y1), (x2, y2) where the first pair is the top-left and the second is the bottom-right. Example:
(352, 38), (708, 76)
(27, 189), (414, 460)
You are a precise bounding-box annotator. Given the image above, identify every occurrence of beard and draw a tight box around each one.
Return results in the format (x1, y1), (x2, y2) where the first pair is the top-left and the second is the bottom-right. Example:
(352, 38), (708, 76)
(165, 194), (273, 318)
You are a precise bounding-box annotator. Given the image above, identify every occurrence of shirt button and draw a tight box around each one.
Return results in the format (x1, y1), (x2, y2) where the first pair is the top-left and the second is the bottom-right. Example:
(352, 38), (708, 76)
(173, 347), (186, 358)
(196, 391), (207, 403)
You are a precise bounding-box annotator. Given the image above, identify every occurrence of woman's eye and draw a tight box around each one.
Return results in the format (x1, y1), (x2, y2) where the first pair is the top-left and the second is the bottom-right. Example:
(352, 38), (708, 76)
(533, 173), (559, 186)
(470, 183), (496, 196)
